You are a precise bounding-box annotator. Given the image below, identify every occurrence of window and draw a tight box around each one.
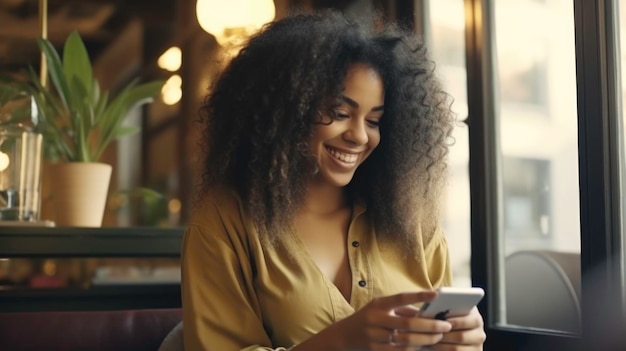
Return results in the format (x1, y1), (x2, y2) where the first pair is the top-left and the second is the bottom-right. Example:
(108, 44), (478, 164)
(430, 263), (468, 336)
(429, 0), (581, 330)
(494, 1), (581, 334)
(426, 0), (626, 348)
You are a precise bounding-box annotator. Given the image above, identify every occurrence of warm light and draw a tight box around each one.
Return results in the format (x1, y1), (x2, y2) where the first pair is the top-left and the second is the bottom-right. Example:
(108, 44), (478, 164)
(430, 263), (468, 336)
(0, 151), (9, 172)
(157, 46), (182, 72)
(43, 259), (57, 276)
(161, 75), (182, 105)
(196, 0), (275, 47)
(168, 198), (182, 214)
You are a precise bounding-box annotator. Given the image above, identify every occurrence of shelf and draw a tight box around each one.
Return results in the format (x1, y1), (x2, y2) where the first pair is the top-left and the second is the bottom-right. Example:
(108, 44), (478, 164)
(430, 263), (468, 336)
(0, 226), (185, 311)
(0, 226), (184, 258)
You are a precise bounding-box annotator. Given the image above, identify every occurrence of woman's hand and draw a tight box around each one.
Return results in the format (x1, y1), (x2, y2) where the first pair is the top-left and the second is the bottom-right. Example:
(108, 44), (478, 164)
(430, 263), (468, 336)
(429, 307), (486, 351)
(329, 291), (453, 350)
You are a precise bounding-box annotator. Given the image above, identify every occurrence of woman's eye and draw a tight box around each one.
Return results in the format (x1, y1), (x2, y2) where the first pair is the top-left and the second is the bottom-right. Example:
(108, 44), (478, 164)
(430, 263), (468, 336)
(367, 119), (380, 127)
(334, 111), (350, 119)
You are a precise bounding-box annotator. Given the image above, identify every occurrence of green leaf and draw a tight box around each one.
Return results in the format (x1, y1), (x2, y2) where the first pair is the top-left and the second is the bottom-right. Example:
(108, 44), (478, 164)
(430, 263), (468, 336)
(25, 31), (164, 163)
(26, 67), (63, 119)
(28, 85), (74, 161)
(37, 37), (71, 109)
(68, 75), (90, 132)
(115, 187), (164, 203)
(93, 90), (109, 123)
(94, 80), (163, 159)
(91, 79), (100, 108)
(98, 80), (136, 129)
(63, 31), (93, 103)
(114, 126), (141, 138)
(76, 110), (91, 162)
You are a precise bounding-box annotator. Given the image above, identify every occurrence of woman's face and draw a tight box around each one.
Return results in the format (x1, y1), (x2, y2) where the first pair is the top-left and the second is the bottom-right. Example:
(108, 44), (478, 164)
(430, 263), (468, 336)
(308, 63), (385, 188)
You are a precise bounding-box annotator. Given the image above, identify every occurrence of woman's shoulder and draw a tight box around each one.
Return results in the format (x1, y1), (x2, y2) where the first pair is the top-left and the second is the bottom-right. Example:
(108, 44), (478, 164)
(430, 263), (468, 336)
(189, 185), (246, 225)
(204, 185), (241, 205)
(185, 185), (259, 246)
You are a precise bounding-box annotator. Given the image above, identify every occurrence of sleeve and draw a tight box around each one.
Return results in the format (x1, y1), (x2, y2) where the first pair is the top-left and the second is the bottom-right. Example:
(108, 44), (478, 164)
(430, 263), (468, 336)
(423, 229), (453, 288)
(181, 200), (287, 351)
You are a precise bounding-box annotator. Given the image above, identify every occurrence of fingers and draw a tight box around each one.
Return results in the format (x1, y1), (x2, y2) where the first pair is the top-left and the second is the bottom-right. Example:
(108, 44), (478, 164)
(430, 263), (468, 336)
(390, 328), (445, 347)
(393, 305), (421, 317)
(445, 307), (484, 331)
(438, 327), (486, 346)
(364, 327), (433, 351)
(437, 308), (486, 347)
(368, 291), (452, 334)
(368, 328), (445, 351)
(366, 327), (397, 344)
(369, 306), (451, 335)
(392, 317), (452, 335)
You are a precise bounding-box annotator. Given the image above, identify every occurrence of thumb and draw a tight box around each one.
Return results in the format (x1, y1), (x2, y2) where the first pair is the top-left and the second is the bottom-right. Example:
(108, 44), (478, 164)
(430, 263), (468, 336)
(371, 291), (438, 310)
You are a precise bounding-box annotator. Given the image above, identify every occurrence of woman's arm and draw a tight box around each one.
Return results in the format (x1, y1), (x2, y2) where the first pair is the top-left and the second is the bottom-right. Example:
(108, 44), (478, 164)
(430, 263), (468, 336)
(182, 221), (282, 351)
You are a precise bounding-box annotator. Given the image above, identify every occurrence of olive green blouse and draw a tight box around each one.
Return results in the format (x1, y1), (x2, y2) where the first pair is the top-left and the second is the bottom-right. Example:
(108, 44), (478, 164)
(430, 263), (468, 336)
(181, 187), (452, 351)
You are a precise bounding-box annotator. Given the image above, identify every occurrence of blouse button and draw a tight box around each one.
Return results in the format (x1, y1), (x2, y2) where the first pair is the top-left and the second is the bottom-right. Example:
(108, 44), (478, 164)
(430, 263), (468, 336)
(351, 241), (360, 247)
(358, 280), (367, 287)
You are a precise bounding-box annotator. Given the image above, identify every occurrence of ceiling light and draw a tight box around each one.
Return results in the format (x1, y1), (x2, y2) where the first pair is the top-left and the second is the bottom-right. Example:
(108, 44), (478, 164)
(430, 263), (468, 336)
(195, 0), (275, 47)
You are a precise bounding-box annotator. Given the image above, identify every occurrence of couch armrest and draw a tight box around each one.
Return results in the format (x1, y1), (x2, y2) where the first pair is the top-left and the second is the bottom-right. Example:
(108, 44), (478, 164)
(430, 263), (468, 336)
(0, 308), (182, 351)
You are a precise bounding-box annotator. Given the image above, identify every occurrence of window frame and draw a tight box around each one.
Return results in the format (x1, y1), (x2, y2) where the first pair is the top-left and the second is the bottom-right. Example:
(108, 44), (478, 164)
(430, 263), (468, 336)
(573, 0), (626, 344)
(460, 0), (626, 349)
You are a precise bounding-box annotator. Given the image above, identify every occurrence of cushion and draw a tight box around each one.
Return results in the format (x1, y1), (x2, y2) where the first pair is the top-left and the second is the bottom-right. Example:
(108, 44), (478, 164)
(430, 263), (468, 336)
(158, 321), (184, 351)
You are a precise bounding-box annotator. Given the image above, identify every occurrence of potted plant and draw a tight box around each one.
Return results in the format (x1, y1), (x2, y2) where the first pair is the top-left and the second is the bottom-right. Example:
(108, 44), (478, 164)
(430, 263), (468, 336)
(27, 31), (164, 227)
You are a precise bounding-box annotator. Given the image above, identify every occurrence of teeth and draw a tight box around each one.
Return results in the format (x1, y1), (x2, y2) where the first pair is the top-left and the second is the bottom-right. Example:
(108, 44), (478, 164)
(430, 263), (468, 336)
(326, 146), (358, 164)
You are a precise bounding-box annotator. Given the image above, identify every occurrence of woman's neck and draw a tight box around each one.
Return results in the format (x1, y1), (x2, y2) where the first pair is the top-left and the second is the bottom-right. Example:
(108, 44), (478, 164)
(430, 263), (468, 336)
(301, 182), (349, 216)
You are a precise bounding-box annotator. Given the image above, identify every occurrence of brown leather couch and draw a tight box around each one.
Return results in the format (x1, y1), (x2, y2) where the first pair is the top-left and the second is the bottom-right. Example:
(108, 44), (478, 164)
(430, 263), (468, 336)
(0, 308), (182, 351)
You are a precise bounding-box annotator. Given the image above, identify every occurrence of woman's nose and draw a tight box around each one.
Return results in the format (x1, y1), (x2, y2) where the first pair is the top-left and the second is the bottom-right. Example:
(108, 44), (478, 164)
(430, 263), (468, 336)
(343, 120), (368, 145)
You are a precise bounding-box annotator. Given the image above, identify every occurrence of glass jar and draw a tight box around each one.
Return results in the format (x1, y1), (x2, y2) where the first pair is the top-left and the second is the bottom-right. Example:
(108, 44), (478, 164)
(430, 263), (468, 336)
(0, 124), (43, 222)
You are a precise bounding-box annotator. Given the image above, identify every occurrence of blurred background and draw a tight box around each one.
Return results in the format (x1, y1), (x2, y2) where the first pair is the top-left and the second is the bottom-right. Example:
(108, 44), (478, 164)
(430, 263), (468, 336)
(1, 0), (605, 339)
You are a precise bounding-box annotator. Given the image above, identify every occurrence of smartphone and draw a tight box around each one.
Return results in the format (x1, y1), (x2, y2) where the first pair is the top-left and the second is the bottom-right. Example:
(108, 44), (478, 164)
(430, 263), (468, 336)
(418, 287), (485, 320)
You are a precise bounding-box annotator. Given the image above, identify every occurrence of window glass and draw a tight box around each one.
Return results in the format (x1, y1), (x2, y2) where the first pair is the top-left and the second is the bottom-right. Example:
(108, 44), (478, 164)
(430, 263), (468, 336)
(495, 0), (580, 333)
(428, 0), (471, 287)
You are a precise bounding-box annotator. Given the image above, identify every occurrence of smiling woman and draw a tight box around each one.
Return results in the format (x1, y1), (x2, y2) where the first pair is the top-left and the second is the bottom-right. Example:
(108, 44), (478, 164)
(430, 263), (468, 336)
(177, 9), (485, 351)
(308, 63), (384, 189)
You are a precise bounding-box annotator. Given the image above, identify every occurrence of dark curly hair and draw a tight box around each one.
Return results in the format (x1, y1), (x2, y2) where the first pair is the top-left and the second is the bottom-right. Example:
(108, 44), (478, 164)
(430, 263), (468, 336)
(198, 10), (454, 254)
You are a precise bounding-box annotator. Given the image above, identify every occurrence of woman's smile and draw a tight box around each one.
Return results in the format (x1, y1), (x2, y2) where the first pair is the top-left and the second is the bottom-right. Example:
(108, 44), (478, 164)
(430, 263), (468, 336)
(325, 146), (359, 165)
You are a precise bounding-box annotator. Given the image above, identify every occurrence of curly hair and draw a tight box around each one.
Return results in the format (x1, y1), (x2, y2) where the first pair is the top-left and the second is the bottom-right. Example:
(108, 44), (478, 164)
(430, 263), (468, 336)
(198, 10), (454, 253)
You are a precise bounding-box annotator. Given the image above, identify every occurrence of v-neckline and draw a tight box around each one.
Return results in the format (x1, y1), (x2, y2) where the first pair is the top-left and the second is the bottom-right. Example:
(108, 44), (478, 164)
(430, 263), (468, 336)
(289, 208), (356, 307)
(291, 231), (355, 307)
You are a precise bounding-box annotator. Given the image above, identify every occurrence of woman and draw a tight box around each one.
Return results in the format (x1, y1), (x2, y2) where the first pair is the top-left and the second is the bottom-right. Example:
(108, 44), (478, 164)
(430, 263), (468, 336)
(182, 10), (486, 351)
